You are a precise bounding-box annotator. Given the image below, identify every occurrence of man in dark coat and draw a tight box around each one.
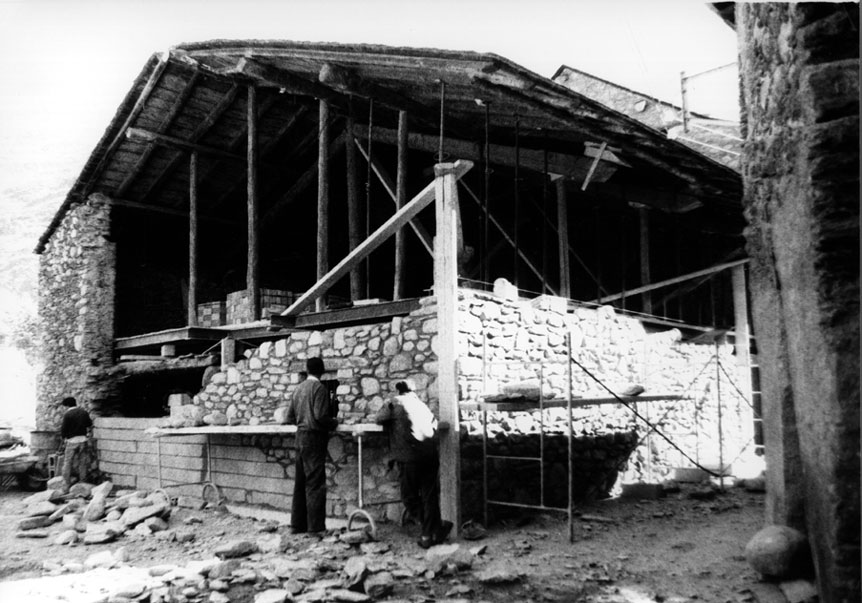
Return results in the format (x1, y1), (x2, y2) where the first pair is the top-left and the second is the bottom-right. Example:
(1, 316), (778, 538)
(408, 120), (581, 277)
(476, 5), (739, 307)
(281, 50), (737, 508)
(59, 396), (93, 491)
(375, 379), (452, 548)
(286, 357), (337, 534)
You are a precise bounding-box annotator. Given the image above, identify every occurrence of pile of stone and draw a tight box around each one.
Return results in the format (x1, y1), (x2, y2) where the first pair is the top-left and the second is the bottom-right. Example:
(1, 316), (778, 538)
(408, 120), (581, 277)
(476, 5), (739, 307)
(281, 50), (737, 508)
(15, 478), (192, 546)
(32, 521), (496, 603)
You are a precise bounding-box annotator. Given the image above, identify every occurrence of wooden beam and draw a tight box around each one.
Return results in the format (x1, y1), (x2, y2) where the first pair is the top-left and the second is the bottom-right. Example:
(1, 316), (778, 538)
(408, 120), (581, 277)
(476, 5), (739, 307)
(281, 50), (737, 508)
(270, 298), (421, 330)
(106, 197), (233, 225)
(319, 62), (462, 132)
(281, 160), (474, 317)
(459, 181), (557, 295)
(556, 178), (571, 298)
(434, 162), (462, 537)
(118, 71), (200, 197)
(126, 127), (248, 163)
(393, 110), (408, 301)
(247, 85), (260, 321)
(580, 141), (607, 191)
(346, 110), (364, 300)
(638, 207), (652, 313)
(135, 84), (240, 202)
(592, 258), (750, 304)
(354, 138), (434, 256)
(317, 99), (330, 312)
(188, 152), (199, 326)
(354, 124), (613, 182)
(229, 57), (338, 101)
(84, 53), (169, 197)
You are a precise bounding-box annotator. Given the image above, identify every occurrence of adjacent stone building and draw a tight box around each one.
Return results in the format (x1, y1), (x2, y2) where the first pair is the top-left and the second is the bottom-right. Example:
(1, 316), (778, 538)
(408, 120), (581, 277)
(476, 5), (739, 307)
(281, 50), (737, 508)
(731, 3), (860, 600)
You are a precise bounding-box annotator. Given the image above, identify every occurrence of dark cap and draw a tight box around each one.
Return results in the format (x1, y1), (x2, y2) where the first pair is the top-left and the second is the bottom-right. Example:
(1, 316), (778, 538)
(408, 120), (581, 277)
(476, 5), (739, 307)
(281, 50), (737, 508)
(61, 397), (77, 407)
(306, 357), (325, 377)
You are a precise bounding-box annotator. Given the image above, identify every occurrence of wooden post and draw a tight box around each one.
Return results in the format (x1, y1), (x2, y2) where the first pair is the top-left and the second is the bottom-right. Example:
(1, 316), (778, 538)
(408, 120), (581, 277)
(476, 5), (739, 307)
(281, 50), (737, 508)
(188, 152), (198, 326)
(246, 85), (260, 321)
(220, 337), (236, 369)
(555, 178), (570, 299)
(393, 110), (408, 300)
(732, 265), (753, 402)
(434, 162), (462, 536)
(346, 109), (364, 301)
(638, 207), (652, 314)
(317, 99), (330, 312)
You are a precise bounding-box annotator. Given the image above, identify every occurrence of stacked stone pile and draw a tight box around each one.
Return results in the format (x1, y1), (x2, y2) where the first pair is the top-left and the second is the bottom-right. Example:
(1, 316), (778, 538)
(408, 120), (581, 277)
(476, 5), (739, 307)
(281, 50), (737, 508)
(14, 478), (199, 547)
(27, 510), (493, 603)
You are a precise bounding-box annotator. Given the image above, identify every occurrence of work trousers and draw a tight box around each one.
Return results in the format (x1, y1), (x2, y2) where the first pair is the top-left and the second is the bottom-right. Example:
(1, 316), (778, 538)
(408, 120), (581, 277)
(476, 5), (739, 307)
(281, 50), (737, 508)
(397, 447), (442, 540)
(292, 430), (329, 533)
(62, 438), (89, 487)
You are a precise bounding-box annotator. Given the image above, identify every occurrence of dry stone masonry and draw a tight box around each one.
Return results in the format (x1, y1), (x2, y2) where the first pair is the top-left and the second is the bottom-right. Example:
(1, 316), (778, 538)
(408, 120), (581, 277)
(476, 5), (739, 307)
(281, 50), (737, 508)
(37, 193), (117, 429)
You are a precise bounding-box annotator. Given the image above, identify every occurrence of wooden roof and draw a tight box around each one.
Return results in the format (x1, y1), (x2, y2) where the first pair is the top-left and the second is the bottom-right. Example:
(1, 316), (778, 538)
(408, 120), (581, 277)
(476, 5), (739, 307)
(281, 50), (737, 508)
(36, 40), (742, 253)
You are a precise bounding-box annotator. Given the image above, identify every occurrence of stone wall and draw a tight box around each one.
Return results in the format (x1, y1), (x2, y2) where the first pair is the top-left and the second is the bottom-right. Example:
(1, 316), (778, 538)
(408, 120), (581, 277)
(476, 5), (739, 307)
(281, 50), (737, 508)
(737, 4), (860, 599)
(37, 193), (119, 430)
(175, 290), (752, 521)
(457, 290), (752, 485)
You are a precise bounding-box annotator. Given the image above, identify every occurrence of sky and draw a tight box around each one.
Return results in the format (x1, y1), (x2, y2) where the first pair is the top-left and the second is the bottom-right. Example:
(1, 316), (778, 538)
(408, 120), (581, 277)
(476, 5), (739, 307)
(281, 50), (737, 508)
(0, 0), (740, 430)
(0, 0), (740, 194)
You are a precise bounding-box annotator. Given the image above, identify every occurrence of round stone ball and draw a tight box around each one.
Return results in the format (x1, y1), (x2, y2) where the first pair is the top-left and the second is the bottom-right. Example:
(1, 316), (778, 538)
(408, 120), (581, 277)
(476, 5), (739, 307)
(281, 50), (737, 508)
(745, 524), (809, 578)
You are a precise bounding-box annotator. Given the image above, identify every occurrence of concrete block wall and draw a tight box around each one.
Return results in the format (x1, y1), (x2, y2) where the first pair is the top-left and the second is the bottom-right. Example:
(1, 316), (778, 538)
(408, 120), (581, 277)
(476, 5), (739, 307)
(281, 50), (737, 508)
(93, 417), (399, 521)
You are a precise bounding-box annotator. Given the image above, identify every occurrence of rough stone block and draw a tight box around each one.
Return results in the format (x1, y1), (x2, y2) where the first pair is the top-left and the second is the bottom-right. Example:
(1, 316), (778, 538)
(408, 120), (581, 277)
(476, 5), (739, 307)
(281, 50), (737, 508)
(746, 525), (810, 579)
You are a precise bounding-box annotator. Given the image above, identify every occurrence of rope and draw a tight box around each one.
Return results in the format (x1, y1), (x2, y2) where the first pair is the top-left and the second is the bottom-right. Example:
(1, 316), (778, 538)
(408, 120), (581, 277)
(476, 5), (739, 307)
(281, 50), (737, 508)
(717, 358), (758, 413)
(365, 99), (374, 299)
(568, 354), (722, 478)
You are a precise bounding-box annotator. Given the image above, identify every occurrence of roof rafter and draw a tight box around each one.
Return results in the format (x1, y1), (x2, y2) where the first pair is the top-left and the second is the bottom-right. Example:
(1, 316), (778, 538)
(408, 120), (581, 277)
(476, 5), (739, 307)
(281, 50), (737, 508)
(135, 83), (241, 203)
(116, 70), (201, 197)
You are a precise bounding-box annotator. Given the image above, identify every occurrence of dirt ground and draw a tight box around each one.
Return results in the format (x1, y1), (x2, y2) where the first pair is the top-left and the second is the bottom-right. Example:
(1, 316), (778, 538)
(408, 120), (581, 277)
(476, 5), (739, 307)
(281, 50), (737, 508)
(0, 482), (767, 603)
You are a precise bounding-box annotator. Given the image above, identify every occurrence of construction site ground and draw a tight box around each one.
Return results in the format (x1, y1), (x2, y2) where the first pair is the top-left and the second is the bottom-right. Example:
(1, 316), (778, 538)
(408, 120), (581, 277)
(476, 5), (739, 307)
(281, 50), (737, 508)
(0, 482), (779, 603)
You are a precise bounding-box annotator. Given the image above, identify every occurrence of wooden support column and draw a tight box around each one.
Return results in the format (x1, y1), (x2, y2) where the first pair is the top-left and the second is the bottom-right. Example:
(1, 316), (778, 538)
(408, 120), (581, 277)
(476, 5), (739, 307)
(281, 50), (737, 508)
(220, 337), (236, 369)
(434, 162), (462, 536)
(346, 109), (364, 301)
(247, 85), (260, 321)
(732, 264), (753, 402)
(555, 178), (571, 299)
(638, 207), (652, 314)
(393, 111), (408, 300)
(188, 152), (199, 326)
(317, 99), (330, 312)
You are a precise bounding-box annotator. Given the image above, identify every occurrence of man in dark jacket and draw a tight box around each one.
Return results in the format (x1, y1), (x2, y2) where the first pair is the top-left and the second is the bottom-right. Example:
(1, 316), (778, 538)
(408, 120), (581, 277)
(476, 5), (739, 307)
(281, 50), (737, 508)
(59, 396), (93, 491)
(375, 379), (452, 548)
(286, 357), (337, 534)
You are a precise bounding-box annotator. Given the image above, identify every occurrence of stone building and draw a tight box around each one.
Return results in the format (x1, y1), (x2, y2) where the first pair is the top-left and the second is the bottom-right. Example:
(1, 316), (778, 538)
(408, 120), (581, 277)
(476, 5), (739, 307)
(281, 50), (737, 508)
(552, 65), (742, 170)
(36, 41), (754, 533)
(718, 3), (860, 600)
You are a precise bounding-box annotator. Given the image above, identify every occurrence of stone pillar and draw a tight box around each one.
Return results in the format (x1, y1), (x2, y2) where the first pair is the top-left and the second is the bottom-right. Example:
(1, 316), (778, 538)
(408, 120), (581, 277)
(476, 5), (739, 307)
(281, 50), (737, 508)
(37, 193), (118, 428)
(737, 4), (859, 599)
